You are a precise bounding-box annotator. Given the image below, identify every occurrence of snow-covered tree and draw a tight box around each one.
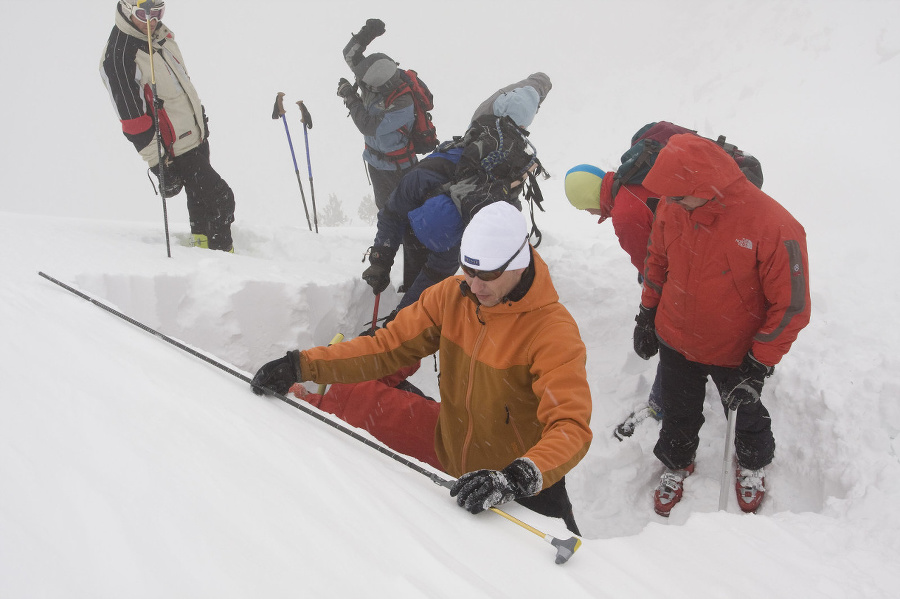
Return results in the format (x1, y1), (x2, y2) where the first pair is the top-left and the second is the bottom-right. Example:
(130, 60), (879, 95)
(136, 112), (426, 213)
(357, 194), (378, 225)
(319, 193), (350, 227)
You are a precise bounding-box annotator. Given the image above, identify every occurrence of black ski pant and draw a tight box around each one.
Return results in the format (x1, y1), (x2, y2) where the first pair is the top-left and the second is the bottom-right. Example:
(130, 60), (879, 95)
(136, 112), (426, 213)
(654, 344), (775, 472)
(369, 163), (424, 288)
(172, 141), (235, 251)
(395, 231), (458, 312)
(368, 162), (407, 211)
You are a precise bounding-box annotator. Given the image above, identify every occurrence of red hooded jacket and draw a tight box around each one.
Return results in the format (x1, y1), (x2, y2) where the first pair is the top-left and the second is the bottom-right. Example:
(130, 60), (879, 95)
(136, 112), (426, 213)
(640, 134), (810, 367)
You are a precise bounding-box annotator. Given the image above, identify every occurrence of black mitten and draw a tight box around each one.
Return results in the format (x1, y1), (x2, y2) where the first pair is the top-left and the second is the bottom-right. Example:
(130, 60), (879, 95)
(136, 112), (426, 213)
(362, 247), (394, 294)
(633, 305), (659, 360)
(251, 350), (302, 396)
(354, 18), (386, 46)
(150, 163), (183, 198)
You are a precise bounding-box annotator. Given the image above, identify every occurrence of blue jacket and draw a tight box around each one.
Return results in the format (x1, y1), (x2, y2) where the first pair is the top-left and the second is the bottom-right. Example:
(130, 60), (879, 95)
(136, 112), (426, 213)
(374, 147), (463, 251)
(373, 147), (463, 311)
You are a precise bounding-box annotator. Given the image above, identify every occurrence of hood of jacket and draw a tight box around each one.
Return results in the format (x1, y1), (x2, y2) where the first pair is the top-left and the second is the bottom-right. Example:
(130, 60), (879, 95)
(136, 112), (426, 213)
(642, 133), (746, 200)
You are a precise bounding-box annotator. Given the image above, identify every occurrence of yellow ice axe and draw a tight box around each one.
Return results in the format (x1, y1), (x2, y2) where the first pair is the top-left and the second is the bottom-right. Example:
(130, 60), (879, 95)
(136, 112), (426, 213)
(316, 333), (344, 395)
(431, 475), (582, 564)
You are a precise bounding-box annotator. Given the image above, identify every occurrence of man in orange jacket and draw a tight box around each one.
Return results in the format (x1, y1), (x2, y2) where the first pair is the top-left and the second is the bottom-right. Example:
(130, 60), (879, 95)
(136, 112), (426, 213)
(251, 201), (593, 533)
(634, 134), (810, 516)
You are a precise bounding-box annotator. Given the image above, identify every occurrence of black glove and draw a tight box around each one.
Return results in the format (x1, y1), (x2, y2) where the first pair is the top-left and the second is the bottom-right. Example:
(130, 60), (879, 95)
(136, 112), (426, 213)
(251, 350), (302, 396)
(382, 308), (399, 327)
(720, 352), (774, 409)
(150, 163), (183, 199)
(354, 18), (386, 46)
(337, 78), (356, 100)
(633, 305), (659, 359)
(337, 78), (361, 108)
(361, 246), (394, 294)
(450, 458), (542, 514)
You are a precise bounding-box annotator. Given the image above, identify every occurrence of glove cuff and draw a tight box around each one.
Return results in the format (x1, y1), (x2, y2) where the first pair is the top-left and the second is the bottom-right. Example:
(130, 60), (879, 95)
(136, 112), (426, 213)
(352, 31), (375, 47)
(287, 349), (303, 382)
(503, 458), (543, 498)
(369, 246), (395, 267)
(636, 304), (657, 326)
(746, 352), (774, 378)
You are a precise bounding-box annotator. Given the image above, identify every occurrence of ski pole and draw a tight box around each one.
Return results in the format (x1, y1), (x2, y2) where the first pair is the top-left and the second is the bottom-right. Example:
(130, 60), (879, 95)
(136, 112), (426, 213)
(40, 270), (578, 564)
(139, 0), (172, 258)
(272, 93), (313, 231)
(719, 406), (738, 510)
(430, 476), (582, 564)
(371, 293), (381, 333)
(297, 101), (319, 233)
(316, 333), (344, 395)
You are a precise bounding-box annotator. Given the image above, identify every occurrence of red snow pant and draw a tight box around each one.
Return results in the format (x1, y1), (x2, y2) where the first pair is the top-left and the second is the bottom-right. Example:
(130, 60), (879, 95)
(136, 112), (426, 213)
(289, 362), (442, 470)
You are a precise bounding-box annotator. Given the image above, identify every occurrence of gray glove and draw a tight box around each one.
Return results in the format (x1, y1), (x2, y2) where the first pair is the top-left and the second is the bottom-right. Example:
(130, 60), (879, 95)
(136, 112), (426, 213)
(450, 458), (543, 514)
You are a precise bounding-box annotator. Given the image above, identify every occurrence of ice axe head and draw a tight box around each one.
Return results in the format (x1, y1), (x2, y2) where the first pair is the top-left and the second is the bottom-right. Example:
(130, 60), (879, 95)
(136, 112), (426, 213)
(551, 536), (582, 564)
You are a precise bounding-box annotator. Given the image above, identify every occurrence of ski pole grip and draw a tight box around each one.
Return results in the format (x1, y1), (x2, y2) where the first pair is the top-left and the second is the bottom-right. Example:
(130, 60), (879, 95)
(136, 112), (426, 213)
(272, 92), (287, 120)
(297, 101), (313, 129)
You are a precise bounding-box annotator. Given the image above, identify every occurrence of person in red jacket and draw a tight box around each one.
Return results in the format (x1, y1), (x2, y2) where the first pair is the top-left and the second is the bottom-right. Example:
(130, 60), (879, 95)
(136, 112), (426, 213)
(633, 134), (811, 516)
(565, 164), (658, 275)
(565, 164), (664, 426)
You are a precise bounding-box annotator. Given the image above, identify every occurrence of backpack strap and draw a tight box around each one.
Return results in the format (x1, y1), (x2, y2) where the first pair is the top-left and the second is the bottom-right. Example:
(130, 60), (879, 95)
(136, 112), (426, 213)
(611, 138), (663, 199)
(372, 78), (418, 165)
(366, 131), (416, 168)
(522, 171), (546, 248)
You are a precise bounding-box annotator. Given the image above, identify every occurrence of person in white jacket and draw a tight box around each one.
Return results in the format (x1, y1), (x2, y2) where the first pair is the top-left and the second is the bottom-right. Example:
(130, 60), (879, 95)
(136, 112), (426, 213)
(100, 0), (236, 252)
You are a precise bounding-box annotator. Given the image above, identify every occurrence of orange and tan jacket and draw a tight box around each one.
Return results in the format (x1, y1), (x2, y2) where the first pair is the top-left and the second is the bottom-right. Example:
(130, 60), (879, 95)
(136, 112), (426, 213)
(299, 250), (593, 490)
(641, 134), (811, 367)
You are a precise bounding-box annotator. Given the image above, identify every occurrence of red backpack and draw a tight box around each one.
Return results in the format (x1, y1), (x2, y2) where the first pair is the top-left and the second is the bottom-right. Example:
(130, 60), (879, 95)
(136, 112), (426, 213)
(385, 69), (439, 157)
(612, 121), (764, 198)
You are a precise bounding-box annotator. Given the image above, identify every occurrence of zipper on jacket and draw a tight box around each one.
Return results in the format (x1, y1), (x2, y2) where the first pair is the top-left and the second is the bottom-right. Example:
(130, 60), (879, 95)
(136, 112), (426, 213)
(460, 318), (487, 473)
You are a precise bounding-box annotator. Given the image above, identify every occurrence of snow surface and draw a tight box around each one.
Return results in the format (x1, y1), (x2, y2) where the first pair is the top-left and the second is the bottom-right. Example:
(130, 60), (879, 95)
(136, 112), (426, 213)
(2, 1), (900, 597)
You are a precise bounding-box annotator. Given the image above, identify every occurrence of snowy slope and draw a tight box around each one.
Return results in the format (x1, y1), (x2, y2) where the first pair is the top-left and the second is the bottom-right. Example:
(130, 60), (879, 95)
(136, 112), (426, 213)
(2, 1), (900, 597)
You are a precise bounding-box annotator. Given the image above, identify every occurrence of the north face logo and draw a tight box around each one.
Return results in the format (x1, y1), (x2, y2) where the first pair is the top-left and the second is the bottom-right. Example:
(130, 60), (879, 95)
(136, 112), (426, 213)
(736, 238), (753, 250)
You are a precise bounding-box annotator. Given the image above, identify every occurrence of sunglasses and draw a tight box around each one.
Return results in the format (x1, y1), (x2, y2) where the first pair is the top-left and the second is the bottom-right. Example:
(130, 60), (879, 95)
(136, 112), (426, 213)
(460, 237), (529, 282)
(128, 1), (165, 23)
